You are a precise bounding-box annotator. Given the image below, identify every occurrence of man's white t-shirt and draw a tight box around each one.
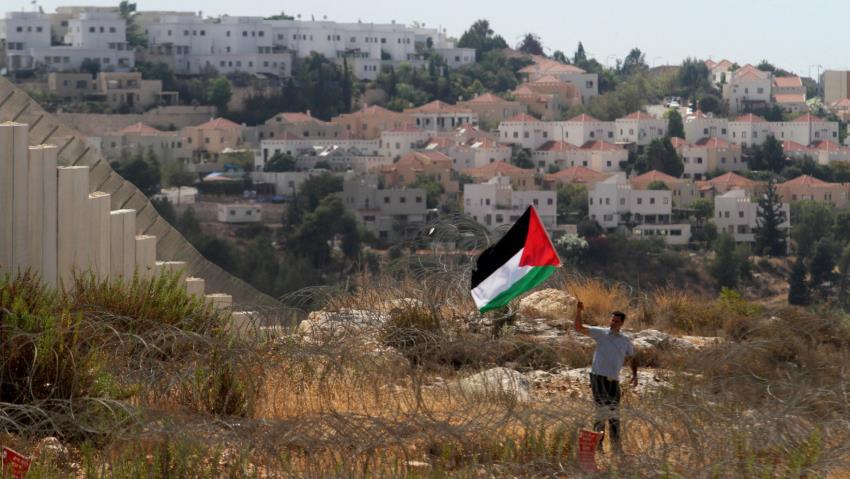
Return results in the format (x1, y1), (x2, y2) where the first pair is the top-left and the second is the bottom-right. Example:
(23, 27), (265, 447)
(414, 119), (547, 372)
(587, 326), (634, 381)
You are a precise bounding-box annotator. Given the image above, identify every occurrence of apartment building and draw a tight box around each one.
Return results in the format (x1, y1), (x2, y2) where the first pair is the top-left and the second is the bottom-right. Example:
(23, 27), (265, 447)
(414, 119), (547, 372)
(498, 113), (616, 151)
(777, 174), (850, 208)
(713, 188), (790, 243)
(588, 174), (690, 245)
(145, 14), (291, 76)
(379, 125), (430, 159)
(771, 76), (807, 114)
(343, 176), (428, 242)
(518, 57), (599, 104)
(463, 161), (536, 191)
(723, 64), (772, 115)
(510, 76), (580, 121)
(684, 110), (728, 142)
(404, 100), (478, 132)
(531, 138), (626, 173)
(457, 93), (525, 129)
(100, 122), (186, 164)
(629, 170), (700, 208)
(255, 111), (343, 142)
(332, 105), (413, 140)
(614, 111), (668, 147)
(705, 59), (734, 86)
(463, 176), (556, 231)
(48, 71), (177, 111)
(822, 70), (850, 104)
(2, 10), (133, 72)
(676, 137), (745, 179)
(256, 136), (380, 170)
(377, 150), (459, 196)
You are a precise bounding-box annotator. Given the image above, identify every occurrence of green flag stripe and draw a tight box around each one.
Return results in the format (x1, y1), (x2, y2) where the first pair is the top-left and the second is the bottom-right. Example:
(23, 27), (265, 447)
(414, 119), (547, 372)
(478, 265), (556, 313)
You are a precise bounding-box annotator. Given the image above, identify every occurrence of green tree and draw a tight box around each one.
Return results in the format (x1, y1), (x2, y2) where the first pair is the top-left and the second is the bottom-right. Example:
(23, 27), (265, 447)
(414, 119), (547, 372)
(290, 195), (360, 267)
(620, 48), (647, 77)
(698, 94), (722, 114)
(678, 58), (711, 100)
(283, 172), (344, 228)
(748, 135), (785, 173)
(512, 148), (534, 169)
(646, 180), (669, 190)
(161, 161), (196, 188)
(573, 42), (587, 65)
(119, 1), (147, 48)
(136, 62), (177, 91)
(638, 137), (683, 176)
(691, 198), (714, 224)
(264, 152), (297, 172)
(456, 20), (508, 57)
(341, 56), (353, 113)
(410, 175), (445, 209)
(111, 150), (160, 196)
(207, 76), (232, 113)
(754, 179), (788, 257)
(833, 209), (850, 243)
(788, 257), (810, 306)
(837, 243), (850, 309)
(710, 232), (740, 289)
(666, 109), (685, 139)
(552, 50), (568, 64)
(556, 184), (588, 223)
(517, 33), (545, 56)
(809, 238), (838, 288)
(790, 200), (835, 257)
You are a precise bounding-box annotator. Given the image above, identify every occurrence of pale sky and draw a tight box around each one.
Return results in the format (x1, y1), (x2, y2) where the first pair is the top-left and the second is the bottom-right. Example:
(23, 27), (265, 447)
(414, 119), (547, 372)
(16, 0), (850, 77)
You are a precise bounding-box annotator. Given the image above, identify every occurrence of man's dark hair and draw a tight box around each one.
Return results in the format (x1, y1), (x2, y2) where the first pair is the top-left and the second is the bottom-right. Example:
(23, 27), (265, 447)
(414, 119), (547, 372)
(612, 311), (626, 321)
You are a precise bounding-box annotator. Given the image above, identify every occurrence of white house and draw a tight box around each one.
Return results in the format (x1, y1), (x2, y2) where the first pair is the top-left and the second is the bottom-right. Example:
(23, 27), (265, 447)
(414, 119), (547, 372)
(713, 188), (789, 244)
(614, 111), (668, 147)
(723, 65), (773, 115)
(549, 114), (616, 146)
(0, 11), (51, 71)
(497, 113), (550, 150)
(684, 111), (728, 142)
(588, 174), (691, 245)
(463, 176), (556, 231)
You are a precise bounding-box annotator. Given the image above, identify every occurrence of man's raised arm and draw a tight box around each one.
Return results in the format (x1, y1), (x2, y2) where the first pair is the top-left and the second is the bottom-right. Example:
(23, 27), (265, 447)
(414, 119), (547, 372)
(573, 300), (589, 335)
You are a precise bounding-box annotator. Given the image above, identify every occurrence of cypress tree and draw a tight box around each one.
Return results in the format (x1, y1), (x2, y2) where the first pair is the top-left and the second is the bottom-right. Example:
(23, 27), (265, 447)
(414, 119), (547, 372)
(788, 257), (810, 305)
(754, 179), (787, 257)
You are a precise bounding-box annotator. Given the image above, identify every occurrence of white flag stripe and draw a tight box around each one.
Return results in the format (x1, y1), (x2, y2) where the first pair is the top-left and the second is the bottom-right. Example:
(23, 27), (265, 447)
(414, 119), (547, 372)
(471, 248), (532, 309)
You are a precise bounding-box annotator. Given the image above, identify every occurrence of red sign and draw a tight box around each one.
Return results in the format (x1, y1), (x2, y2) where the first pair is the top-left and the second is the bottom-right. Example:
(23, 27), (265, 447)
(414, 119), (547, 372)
(578, 429), (602, 472)
(2, 447), (30, 479)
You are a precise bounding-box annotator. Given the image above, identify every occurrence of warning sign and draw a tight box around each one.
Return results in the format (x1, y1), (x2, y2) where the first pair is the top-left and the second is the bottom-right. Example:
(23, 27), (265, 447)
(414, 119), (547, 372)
(2, 447), (30, 479)
(578, 429), (602, 472)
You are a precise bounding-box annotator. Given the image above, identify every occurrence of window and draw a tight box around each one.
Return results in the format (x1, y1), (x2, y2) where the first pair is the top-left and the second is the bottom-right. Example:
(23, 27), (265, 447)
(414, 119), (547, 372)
(586, 81), (593, 88)
(109, 27), (116, 33)
(650, 198), (655, 205)
(738, 211), (744, 218)
(384, 196), (390, 204)
(637, 198), (643, 205)
(89, 27), (95, 33)
(227, 31), (231, 37)
(243, 31), (248, 37)
(416, 196), (422, 203)
(620, 198), (625, 205)
(547, 198), (553, 205)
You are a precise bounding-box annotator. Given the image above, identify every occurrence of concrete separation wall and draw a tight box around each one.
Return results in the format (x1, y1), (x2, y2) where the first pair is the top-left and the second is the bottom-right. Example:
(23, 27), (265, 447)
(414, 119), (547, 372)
(0, 77), (279, 308)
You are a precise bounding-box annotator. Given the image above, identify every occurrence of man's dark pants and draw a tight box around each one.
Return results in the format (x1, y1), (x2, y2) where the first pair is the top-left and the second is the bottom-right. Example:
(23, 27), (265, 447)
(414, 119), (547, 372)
(590, 372), (621, 449)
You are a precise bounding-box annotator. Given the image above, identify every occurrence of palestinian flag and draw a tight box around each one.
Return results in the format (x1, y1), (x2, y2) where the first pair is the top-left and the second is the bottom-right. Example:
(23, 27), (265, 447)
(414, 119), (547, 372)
(471, 206), (560, 312)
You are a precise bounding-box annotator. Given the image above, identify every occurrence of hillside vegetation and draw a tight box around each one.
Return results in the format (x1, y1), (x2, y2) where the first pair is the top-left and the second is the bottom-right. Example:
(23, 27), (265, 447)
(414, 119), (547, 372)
(0, 260), (848, 478)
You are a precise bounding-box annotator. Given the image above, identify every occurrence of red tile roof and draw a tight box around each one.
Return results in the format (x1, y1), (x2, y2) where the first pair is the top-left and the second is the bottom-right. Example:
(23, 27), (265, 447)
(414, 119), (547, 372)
(811, 140), (844, 152)
(791, 113), (826, 123)
(519, 58), (586, 75)
(277, 112), (322, 123)
(196, 117), (242, 130)
(830, 98), (850, 108)
(537, 140), (579, 152)
(118, 122), (161, 134)
(779, 174), (833, 187)
(773, 93), (806, 104)
(619, 111), (659, 121)
(406, 100), (472, 114)
(504, 112), (542, 122)
(781, 140), (809, 153)
(708, 172), (757, 189)
(669, 137), (688, 148)
(772, 76), (803, 88)
(568, 113), (602, 123)
(463, 93), (509, 104)
(544, 166), (610, 184)
(631, 170), (681, 187)
(532, 74), (564, 84)
(581, 140), (622, 151)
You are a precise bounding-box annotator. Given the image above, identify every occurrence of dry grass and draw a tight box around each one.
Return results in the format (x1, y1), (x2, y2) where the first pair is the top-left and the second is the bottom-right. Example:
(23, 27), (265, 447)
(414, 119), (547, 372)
(3, 266), (850, 477)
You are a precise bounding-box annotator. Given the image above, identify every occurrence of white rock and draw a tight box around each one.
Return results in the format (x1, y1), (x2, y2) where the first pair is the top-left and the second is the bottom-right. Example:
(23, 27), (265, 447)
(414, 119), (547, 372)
(34, 436), (68, 463)
(456, 367), (531, 402)
(519, 289), (576, 320)
(297, 309), (388, 337)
